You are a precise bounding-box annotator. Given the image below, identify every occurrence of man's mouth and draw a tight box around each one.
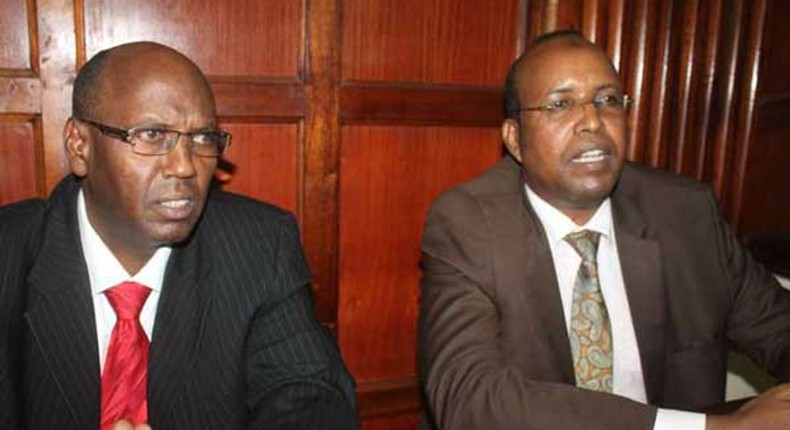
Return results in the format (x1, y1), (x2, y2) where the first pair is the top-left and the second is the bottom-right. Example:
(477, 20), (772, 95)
(571, 149), (608, 164)
(155, 197), (195, 219)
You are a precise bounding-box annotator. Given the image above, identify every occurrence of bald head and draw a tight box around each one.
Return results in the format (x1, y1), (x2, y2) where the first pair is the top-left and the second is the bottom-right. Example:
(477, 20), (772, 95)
(504, 30), (615, 118)
(72, 42), (214, 120)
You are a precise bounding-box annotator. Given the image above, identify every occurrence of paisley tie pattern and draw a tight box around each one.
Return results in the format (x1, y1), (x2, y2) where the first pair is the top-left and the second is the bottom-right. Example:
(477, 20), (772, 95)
(564, 230), (613, 392)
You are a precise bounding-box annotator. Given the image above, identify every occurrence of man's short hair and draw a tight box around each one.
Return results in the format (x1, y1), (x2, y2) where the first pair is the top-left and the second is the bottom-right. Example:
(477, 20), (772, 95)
(504, 29), (591, 119)
(72, 49), (112, 120)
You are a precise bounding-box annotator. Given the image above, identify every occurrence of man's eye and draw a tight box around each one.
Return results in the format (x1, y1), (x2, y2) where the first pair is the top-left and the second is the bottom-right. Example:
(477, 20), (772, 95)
(135, 129), (167, 142)
(192, 132), (221, 146)
(597, 94), (623, 107)
(546, 99), (573, 111)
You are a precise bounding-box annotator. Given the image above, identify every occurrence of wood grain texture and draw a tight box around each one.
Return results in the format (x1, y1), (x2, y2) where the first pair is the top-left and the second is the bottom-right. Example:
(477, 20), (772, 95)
(730, 0), (767, 230)
(706, 1), (749, 207)
(340, 82), (504, 126)
(212, 81), (305, 120)
(82, 0), (301, 77)
(0, 0), (32, 74)
(302, 0), (342, 327)
(38, 0), (78, 193)
(342, 0), (520, 84)
(357, 377), (422, 420)
(218, 123), (299, 215)
(0, 116), (41, 203)
(338, 125), (502, 381)
(0, 77), (41, 113)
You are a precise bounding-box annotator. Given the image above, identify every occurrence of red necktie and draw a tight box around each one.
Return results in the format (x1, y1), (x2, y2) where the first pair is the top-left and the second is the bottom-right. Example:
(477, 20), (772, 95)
(101, 281), (151, 430)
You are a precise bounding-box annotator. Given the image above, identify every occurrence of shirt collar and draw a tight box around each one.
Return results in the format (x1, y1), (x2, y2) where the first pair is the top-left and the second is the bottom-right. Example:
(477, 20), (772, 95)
(524, 183), (614, 248)
(77, 190), (171, 295)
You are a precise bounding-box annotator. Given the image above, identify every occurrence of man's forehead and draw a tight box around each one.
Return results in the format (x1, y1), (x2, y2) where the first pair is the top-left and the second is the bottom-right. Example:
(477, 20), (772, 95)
(516, 41), (620, 97)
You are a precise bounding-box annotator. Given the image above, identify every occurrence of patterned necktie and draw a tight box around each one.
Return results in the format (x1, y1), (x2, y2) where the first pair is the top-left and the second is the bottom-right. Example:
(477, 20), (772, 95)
(101, 281), (151, 430)
(564, 230), (613, 392)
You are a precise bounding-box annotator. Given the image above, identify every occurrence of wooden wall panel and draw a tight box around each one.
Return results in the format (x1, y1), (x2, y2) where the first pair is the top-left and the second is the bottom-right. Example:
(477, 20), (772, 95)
(219, 123), (300, 215)
(0, 0), (33, 75)
(0, 117), (41, 204)
(739, 0), (790, 238)
(342, 0), (520, 84)
(82, 0), (302, 78)
(338, 125), (502, 380)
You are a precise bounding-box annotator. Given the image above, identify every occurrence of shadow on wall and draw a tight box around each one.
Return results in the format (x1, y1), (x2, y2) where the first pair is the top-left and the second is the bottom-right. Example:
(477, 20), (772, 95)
(724, 275), (789, 400)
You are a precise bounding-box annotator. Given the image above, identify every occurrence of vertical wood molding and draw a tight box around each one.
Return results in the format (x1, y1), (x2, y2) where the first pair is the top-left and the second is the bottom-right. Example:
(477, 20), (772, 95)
(709, 0), (743, 202)
(38, 0), (77, 193)
(606, 0), (625, 71)
(694, 0), (723, 180)
(303, 0), (341, 328)
(646, 0), (674, 167)
(516, 0), (530, 56)
(26, 0), (40, 76)
(672, 0), (699, 176)
(731, 0), (767, 230)
(624, 0), (652, 163)
(581, 0), (600, 42)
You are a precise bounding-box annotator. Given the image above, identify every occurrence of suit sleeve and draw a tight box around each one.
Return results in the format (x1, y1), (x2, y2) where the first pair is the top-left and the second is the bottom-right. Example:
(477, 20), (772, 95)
(709, 190), (790, 382)
(244, 214), (359, 430)
(419, 189), (655, 430)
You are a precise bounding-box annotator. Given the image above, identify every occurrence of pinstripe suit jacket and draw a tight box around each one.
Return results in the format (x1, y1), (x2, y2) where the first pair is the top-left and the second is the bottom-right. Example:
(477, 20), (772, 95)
(0, 175), (359, 430)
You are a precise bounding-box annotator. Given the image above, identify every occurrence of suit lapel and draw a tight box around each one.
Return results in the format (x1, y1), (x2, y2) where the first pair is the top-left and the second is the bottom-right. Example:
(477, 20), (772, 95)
(519, 208), (576, 384)
(496, 158), (575, 384)
(148, 229), (211, 424)
(612, 180), (667, 404)
(25, 178), (101, 429)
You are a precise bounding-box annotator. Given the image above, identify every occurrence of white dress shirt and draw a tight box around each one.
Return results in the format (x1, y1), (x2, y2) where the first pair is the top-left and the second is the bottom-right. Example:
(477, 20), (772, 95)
(77, 190), (171, 371)
(525, 185), (705, 430)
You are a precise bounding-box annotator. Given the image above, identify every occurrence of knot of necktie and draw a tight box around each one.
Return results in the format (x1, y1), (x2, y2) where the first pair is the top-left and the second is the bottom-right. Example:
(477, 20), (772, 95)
(105, 281), (151, 320)
(564, 229), (601, 263)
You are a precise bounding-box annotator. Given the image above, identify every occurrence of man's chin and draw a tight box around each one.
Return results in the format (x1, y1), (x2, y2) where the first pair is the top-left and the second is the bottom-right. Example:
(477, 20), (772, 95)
(148, 222), (198, 246)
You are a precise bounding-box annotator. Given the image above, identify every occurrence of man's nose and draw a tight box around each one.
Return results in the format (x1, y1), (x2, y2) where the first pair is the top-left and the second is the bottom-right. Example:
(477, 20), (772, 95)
(162, 135), (197, 178)
(574, 100), (604, 133)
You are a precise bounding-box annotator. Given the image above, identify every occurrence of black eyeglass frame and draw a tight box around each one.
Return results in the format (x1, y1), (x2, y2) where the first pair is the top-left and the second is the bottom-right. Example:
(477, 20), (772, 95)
(508, 94), (631, 116)
(76, 118), (232, 157)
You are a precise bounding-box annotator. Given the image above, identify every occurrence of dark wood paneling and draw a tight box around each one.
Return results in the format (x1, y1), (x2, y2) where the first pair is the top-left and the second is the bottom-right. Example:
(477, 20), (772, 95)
(645, 0), (674, 167)
(212, 81), (305, 120)
(82, 0), (302, 78)
(621, 0), (654, 164)
(738, 124), (790, 236)
(362, 414), (422, 430)
(219, 123), (300, 215)
(357, 377), (422, 421)
(733, 0), (772, 235)
(755, 1), (790, 97)
(342, 0), (520, 84)
(338, 125), (502, 382)
(0, 116), (41, 204)
(0, 0), (33, 75)
(362, 413), (420, 430)
(340, 83), (503, 126)
(729, 0), (766, 229)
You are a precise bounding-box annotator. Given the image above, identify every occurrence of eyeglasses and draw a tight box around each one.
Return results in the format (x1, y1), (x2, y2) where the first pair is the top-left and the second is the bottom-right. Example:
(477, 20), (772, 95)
(77, 118), (232, 157)
(509, 93), (630, 118)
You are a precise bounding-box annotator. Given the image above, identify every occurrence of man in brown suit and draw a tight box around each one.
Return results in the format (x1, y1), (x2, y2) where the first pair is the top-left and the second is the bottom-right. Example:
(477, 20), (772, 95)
(419, 30), (790, 430)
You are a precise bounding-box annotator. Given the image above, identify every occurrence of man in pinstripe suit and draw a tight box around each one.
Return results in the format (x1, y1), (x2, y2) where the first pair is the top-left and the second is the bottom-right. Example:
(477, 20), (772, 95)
(0, 42), (358, 430)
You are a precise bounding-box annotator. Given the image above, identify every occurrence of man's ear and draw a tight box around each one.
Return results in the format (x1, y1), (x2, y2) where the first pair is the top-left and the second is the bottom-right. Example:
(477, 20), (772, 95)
(501, 118), (523, 163)
(64, 118), (90, 177)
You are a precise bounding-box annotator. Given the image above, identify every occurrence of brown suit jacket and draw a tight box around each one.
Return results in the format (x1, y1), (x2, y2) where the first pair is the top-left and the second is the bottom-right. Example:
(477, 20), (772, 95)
(419, 157), (790, 430)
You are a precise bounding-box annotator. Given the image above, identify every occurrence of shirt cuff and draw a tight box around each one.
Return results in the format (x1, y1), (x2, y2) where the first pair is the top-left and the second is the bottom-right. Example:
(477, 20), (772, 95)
(653, 408), (706, 430)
